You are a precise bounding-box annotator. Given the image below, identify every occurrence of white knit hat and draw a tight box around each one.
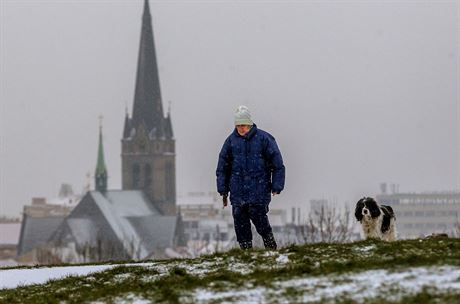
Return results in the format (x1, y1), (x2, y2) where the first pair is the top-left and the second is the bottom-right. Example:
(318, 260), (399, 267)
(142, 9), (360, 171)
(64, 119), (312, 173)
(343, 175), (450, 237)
(234, 105), (253, 126)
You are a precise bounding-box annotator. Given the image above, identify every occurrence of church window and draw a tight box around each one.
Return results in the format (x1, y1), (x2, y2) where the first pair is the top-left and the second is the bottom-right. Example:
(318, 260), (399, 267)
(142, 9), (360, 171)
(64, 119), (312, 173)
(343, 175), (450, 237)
(133, 163), (141, 188)
(145, 164), (152, 189)
(165, 162), (174, 201)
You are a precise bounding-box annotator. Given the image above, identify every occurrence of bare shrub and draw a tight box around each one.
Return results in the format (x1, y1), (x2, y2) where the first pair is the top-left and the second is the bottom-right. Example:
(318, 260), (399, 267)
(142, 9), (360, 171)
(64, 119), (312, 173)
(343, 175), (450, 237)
(299, 205), (352, 243)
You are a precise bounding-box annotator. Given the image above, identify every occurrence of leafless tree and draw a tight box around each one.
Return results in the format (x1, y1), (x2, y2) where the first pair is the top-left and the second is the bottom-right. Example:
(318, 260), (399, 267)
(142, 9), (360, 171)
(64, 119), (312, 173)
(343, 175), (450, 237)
(298, 205), (353, 243)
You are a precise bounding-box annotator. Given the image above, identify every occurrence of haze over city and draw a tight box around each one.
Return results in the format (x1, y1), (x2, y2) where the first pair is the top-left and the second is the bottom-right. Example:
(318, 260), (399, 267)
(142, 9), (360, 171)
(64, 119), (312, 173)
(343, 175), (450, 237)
(1, 0), (459, 217)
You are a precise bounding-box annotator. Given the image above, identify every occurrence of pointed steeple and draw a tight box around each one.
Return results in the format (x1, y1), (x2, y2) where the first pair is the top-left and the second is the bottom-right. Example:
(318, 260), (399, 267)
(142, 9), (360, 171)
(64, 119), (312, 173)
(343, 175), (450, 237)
(131, 0), (165, 138)
(95, 116), (108, 193)
(164, 102), (174, 139)
(123, 107), (132, 138)
(121, 1), (177, 215)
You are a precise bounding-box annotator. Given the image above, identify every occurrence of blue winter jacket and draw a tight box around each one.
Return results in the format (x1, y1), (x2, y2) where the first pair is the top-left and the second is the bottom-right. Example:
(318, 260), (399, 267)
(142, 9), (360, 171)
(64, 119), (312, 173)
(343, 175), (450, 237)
(216, 124), (285, 205)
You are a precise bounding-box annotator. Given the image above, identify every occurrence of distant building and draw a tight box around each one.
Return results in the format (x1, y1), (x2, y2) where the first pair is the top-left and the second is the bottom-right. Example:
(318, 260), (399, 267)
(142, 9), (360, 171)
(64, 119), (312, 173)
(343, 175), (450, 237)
(47, 120), (184, 262)
(377, 186), (460, 238)
(178, 192), (232, 244)
(49, 190), (183, 262)
(121, 0), (176, 216)
(178, 192), (292, 251)
(17, 1), (184, 263)
(0, 217), (21, 261)
(16, 190), (78, 263)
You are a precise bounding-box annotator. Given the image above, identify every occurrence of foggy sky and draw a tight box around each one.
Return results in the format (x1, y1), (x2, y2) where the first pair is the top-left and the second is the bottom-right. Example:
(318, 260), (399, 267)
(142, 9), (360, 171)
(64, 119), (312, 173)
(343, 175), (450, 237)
(1, 0), (459, 217)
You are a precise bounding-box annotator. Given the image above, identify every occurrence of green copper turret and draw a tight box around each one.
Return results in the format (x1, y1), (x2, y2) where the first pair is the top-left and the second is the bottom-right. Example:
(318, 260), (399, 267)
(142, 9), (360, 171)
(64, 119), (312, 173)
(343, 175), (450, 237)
(95, 120), (108, 193)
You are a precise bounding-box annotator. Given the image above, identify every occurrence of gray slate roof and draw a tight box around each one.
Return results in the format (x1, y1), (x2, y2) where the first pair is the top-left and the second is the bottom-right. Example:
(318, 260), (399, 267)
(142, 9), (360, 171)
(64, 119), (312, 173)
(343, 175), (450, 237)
(67, 218), (97, 246)
(45, 190), (178, 259)
(127, 215), (177, 253)
(17, 216), (65, 256)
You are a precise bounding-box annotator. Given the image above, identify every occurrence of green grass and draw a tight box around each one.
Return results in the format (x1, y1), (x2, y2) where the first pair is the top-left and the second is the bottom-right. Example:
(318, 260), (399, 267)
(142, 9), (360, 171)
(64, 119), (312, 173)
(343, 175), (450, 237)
(1, 238), (460, 303)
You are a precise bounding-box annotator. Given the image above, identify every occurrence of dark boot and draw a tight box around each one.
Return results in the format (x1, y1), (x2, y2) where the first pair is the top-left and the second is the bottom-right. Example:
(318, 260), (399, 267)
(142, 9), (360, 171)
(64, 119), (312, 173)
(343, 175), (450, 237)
(263, 232), (277, 250)
(239, 241), (253, 250)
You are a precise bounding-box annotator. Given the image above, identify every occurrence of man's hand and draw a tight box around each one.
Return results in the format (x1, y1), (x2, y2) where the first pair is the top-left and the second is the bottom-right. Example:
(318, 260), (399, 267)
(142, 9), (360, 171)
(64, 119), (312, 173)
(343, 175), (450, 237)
(272, 192), (279, 196)
(222, 194), (228, 208)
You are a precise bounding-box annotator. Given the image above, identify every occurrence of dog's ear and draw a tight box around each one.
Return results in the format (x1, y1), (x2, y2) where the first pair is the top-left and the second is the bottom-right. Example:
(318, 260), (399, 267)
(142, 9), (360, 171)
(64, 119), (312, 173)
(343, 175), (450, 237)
(367, 198), (381, 218)
(355, 198), (365, 222)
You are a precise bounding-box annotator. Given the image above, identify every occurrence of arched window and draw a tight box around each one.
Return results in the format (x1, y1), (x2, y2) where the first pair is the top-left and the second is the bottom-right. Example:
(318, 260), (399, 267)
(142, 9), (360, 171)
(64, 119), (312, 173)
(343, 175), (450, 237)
(165, 163), (175, 201)
(132, 163), (140, 188)
(144, 164), (152, 189)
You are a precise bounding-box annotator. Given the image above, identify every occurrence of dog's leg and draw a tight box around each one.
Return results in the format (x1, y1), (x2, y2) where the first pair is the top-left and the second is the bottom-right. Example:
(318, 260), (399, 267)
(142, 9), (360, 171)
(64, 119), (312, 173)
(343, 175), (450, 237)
(387, 219), (396, 242)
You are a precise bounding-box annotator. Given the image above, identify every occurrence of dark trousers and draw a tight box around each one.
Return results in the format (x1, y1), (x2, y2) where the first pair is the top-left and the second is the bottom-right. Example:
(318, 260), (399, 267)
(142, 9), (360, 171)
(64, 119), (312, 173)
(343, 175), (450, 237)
(232, 203), (273, 243)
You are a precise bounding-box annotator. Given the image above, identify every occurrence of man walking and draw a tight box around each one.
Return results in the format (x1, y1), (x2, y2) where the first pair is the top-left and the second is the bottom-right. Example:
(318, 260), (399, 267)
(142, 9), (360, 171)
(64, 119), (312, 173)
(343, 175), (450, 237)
(216, 105), (285, 250)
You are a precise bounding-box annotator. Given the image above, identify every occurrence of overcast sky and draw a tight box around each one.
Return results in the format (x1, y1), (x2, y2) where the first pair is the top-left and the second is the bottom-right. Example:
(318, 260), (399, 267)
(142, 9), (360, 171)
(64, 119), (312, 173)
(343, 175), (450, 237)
(1, 0), (459, 217)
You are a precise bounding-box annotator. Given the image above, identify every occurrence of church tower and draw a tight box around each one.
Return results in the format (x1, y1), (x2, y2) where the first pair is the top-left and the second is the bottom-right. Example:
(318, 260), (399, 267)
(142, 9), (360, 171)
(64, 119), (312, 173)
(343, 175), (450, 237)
(121, 0), (176, 215)
(95, 118), (108, 193)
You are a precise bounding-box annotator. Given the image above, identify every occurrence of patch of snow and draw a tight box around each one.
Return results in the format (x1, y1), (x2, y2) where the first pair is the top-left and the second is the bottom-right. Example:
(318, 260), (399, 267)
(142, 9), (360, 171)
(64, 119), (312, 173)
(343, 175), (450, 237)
(194, 286), (267, 303)
(0, 262), (158, 290)
(262, 251), (278, 257)
(0, 265), (116, 290)
(353, 244), (376, 253)
(190, 266), (460, 303)
(114, 293), (151, 304)
(112, 273), (133, 283)
(180, 261), (217, 276)
(288, 266), (460, 303)
(275, 254), (290, 264)
(226, 257), (253, 275)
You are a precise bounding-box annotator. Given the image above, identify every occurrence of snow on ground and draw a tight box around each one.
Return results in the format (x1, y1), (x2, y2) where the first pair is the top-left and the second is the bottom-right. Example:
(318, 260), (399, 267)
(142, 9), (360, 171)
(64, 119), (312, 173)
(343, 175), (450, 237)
(193, 266), (460, 303)
(194, 287), (267, 304)
(275, 254), (289, 264)
(282, 266), (460, 303)
(0, 252), (272, 291)
(0, 258), (246, 290)
(0, 265), (116, 290)
(2, 255), (460, 303)
(353, 244), (376, 253)
(0, 262), (161, 290)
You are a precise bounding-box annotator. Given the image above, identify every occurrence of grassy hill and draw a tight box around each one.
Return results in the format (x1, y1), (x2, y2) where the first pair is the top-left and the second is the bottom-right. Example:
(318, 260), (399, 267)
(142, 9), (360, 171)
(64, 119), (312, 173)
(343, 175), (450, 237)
(1, 238), (460, 303)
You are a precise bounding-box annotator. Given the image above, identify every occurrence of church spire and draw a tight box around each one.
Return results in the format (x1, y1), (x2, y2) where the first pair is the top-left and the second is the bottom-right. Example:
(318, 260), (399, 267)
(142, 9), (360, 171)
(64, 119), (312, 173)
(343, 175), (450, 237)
(130, 0), (165, 138)
(123, 106), (132, 139)
(95, 116), (108, 193)
(121, 1), (176, 215)
(164, 101), (174, 139)
(143, 0), (150, 16)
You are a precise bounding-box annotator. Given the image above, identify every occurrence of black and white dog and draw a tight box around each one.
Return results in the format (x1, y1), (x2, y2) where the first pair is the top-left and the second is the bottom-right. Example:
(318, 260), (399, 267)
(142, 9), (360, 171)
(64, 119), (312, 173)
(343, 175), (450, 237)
(355, 197), (396, 241)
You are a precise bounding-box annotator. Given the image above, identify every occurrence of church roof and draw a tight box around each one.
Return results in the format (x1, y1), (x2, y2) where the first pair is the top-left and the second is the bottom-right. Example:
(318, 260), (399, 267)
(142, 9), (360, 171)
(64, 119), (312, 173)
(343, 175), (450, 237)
(67, 218), (98, 246)
(17, 215), (65, 256)
(127, 215), (177, 252)
(85, 190), (177, 258)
